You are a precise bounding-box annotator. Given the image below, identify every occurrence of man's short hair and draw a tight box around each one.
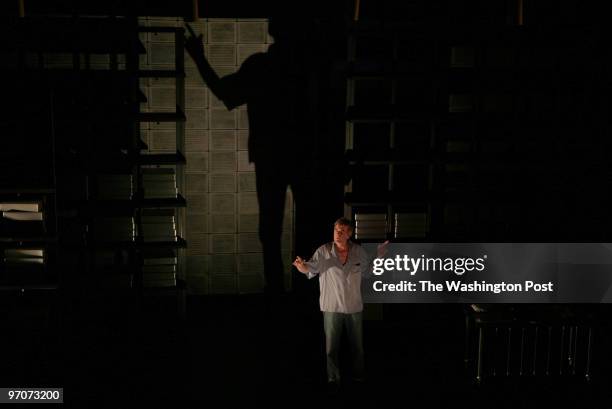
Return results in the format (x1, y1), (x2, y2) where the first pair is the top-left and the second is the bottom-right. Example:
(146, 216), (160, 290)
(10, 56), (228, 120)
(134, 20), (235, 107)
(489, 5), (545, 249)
(334, 217), (353, 230)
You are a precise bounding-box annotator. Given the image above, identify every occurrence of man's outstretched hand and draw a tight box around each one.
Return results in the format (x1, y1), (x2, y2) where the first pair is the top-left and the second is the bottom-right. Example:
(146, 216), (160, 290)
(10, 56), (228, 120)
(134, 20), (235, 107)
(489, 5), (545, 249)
(377, 240), (390, 258)
(292, 256), (309, 274)
(184, 23), (205, 65)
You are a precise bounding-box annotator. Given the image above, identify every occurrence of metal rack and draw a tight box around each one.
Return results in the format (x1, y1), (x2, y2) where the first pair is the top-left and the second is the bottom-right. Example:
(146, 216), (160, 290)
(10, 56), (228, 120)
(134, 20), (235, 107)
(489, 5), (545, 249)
(0, 15), (188, 318)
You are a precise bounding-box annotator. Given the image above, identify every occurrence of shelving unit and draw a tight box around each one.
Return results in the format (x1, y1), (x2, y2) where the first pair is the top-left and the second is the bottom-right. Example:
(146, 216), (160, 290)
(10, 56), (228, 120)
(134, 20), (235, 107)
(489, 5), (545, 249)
(344, 21), (439, 242)
(0, 15), (187, 318)
(0, 72), (61, 387)
(343, 0), (608, 369)
(134, 25), (187, 317)
(0, 70), (60, 300)
(342, 11), (605, 242)
(0, 192), (59, 291)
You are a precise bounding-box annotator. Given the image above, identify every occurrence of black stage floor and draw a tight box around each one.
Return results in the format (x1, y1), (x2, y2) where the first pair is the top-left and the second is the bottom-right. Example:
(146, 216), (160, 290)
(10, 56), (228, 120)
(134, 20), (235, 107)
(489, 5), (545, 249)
(3, 294), (611, 408)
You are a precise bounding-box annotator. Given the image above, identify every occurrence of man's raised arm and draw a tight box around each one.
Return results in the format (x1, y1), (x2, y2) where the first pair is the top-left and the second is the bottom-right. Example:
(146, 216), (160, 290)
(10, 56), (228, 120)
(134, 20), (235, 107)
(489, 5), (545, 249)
(360, 240), (389, 279)
(293, 247), (324, 279)
(184, 24), (225, 98)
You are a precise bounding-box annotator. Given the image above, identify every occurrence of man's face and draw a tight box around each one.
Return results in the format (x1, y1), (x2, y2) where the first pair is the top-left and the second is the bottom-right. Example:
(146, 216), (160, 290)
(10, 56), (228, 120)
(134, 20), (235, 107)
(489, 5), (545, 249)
(333, 224), (352, 246)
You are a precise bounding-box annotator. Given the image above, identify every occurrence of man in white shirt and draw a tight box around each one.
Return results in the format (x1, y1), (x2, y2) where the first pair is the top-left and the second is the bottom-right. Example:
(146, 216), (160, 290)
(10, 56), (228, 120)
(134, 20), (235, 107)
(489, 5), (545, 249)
(293, 217), (388, 391)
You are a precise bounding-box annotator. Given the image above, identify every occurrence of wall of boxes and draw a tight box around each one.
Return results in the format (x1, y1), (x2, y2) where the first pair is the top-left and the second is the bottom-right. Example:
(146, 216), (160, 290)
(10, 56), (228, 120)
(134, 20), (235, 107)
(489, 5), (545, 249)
(139, 17), (293, 295)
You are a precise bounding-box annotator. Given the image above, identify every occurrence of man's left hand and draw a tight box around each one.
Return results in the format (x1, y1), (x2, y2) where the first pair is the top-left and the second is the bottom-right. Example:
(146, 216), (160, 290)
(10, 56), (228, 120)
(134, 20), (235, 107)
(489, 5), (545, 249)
(377, 240), (390, 258)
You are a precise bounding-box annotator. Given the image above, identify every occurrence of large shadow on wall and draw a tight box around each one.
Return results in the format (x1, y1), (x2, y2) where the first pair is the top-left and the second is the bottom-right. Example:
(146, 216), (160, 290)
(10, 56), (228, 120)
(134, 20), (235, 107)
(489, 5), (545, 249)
(186, 13), (335, 295)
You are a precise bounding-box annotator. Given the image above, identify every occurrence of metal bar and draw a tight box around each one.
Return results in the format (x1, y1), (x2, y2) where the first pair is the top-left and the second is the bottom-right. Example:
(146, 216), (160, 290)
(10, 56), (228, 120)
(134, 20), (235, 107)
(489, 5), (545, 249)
(139, 27), (184, 33)
(492, 326), (498, 376)
(477, 326), (484, 383)
(532, 326), (538, 376)
(464, 313), (471, 367)
(344, 31), (356, 220)
(519, 327), (525, 376)
(559, 325), (565, 375)
(572, 325), (578, 375)
(568, 325), (574, 370)
(546, 326), (552, 376)
(175, 27), (186, 320)
(506, 327), (512, 376)
(585, 327), (592, 381)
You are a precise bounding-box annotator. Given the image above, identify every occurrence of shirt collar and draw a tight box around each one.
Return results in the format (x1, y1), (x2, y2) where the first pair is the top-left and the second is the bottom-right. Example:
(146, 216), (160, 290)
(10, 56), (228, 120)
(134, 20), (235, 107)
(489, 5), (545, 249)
(331, 241), (352, 258)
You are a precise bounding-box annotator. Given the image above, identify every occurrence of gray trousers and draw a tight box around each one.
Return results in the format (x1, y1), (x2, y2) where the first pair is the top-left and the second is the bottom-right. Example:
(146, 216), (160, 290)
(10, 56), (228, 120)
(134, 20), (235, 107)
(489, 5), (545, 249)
(323, 311), (365, 383)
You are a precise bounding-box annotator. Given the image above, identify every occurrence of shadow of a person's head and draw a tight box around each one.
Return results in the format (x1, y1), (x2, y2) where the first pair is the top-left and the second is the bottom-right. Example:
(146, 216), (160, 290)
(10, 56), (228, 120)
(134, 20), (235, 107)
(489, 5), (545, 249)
(268, 14), (311, 50)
